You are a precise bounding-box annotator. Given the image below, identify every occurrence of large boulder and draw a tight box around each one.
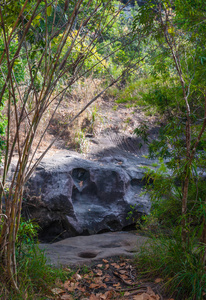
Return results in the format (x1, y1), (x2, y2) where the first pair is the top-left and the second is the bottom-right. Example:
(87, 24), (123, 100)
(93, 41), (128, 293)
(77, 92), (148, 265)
(23, 151), (151, 242)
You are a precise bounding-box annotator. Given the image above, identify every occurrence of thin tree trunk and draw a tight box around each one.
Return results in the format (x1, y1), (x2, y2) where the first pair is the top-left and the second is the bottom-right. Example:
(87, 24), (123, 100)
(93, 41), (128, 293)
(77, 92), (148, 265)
(201, 197), (206, 265)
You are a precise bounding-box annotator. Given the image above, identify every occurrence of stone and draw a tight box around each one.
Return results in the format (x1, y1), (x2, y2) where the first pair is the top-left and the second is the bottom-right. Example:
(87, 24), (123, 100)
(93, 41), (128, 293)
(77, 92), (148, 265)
(38, 231), (149, 266)
(23, 150), (151, 242)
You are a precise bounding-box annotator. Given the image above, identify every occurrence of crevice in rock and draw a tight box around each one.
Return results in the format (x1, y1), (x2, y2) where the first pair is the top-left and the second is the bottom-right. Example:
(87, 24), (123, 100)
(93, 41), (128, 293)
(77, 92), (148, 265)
(72, 168), (90, 183)
(122, 223), (137, 231)
(131, 178), (144, 187)
(78, 251), (98, 258)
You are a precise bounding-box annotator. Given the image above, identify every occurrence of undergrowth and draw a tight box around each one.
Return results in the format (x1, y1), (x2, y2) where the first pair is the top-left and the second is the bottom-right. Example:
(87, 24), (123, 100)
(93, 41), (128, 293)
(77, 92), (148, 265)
(135, 229), (206, 300)
(0, 219), (72, 300)
(134, 160), (206, 300)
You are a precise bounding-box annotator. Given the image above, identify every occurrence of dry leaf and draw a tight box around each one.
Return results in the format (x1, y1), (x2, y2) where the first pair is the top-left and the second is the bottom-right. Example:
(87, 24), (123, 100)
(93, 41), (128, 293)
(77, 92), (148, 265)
(119, 270), (127, 274)
(64, 280), (71, 290)
(133, 293), (150, 300)
(61, 294), (74, 300)
(63, 267), (72, 272)
(133, 293), (160, 300)
(120, 263), (126, 267)
(79, 180), (83, 187)
(89, 294), (99, 300)
(104, 290), (113, 299)
(125, 265), (130, 269)
(121, 274), (129, 280)
(105, 264), (109, 270)
(77, 286), (87, 293)
(65, 282), (79, 292)
(94, 277), (102, 284)
(97, 264), (103, 268)
(90, 283), (101, 289)
(149, 296), (159, 300)
(124, 291), (131, 296)
(96, 269), (103, 276)
(96, 293), (106, 299)
(55, 278), (63, 286)
(125, 258), (131, 262)
(51, 287), (65, 295)
(147, 287), (155, 296)
(113, 282), (121, 289)
(125, 280), (133, 285)
(96, 291), (113, 300)
(154, 278), (163, 283)
(92, 281), (107, 289)
(66, 286), (76, 292)
(104, 277), (110, 282)
(111, 263), (120, 269)
(102, 259), (108, 263)
(74, 273), (82, 281)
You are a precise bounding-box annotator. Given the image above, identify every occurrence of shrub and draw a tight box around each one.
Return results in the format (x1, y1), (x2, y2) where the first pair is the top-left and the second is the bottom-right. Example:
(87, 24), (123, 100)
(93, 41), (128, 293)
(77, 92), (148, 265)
(135, 229), (206, 300)
(0, 219), (71, 300)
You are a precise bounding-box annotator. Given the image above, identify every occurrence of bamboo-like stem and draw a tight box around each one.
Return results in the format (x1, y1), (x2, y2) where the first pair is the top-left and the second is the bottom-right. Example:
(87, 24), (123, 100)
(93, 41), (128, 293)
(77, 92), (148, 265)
(0, 0), (139, 294)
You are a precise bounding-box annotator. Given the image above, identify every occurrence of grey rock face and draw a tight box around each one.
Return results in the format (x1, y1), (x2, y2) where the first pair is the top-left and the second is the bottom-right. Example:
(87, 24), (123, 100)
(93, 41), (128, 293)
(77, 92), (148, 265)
(39, 231), (149, 266)
(23, 151), (151, 242)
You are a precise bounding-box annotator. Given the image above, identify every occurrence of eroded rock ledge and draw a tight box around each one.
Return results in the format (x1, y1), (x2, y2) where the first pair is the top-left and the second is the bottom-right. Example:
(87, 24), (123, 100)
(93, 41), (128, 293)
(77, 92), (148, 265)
(23, 151), (152, 242)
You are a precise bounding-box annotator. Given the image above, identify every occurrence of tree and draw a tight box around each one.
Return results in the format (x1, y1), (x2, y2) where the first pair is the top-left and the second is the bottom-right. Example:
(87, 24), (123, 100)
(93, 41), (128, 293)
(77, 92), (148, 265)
(128, 1), (206, 297)
(134, 0), (206, 268)
(0, 0), (145, 291)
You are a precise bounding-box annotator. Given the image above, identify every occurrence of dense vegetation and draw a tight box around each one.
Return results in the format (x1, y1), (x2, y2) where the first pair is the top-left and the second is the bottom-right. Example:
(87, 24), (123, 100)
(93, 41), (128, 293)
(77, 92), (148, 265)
(0, 0), (206, 299)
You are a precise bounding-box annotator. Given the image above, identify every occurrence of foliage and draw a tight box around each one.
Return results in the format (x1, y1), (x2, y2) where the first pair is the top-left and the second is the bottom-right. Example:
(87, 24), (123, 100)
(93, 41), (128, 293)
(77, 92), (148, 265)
(130, 1), (206, 299)
(0, 38), (25, 103)
(1, 0), (206, 298)
(0, 219), (71, 300)
(0, 37), (25, 156)
(133, 0), (206, 228)
(51, 31), (108, 76)
(0, 0), (146, 294)
(16, 218), (39, 257)
(96, 2), (141, 78)
(135, 230), (206, 299)
(140, 159), (206, 230)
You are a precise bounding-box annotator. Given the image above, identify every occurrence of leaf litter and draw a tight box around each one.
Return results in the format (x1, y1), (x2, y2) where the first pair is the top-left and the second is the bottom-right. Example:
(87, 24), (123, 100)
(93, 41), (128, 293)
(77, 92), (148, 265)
(48, 257), (173, 300)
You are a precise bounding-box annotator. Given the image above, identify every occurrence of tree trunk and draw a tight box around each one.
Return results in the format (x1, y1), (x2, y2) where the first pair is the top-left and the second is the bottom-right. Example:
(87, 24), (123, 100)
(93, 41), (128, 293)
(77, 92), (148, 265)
(201, 197), (206, 265)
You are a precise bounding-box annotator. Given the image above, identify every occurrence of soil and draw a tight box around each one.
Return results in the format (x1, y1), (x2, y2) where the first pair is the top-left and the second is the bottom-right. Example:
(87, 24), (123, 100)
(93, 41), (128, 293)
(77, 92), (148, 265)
(38, 92), (160, 162)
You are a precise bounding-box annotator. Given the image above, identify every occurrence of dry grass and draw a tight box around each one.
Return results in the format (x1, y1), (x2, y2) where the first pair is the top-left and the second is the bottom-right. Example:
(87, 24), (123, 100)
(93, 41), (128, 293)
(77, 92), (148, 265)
(6, 77), (105, 159)
(6, 76), (158, 161)
(46, 77), (104, 152)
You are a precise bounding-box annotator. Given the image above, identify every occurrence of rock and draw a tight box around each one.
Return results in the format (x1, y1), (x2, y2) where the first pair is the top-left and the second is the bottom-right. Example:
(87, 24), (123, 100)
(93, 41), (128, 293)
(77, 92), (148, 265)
(38, 231), (149, 266)
(23, 150), (151, 242)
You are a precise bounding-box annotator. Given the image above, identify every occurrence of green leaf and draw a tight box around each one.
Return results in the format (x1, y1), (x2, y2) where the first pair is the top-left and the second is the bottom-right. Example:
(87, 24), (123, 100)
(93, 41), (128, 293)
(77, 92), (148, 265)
(46, 5), (52, 17)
